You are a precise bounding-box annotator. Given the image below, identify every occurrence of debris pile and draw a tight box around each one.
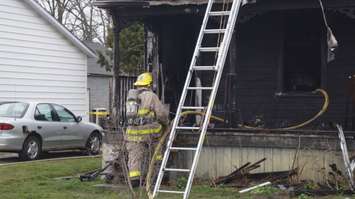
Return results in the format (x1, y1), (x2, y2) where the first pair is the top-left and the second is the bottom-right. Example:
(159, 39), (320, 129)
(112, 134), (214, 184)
(212, 158), (354, 197)
(212, 158), (297, 187)
(80, 130), (127, 184)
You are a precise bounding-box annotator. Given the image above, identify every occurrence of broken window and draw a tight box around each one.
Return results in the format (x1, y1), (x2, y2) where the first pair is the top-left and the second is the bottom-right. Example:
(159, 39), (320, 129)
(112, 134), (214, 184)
(282, 10), (326, 93)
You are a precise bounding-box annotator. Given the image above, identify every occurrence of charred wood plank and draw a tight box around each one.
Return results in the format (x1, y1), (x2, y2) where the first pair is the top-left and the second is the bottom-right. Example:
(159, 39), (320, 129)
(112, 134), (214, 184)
(213, 162), (251, 185)
(213, 158), (266, 185)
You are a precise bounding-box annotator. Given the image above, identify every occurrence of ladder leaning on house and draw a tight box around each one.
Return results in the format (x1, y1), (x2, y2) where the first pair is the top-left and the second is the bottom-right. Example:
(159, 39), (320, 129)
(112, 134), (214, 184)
(153, 0), (247, 198)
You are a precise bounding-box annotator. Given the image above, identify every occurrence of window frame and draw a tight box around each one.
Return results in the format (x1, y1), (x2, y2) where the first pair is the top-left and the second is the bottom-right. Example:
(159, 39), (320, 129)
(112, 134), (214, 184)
(276, 12), (328, 97)
(51, 104), (78, 123)
(0, 102), (29, 118)
(34, 103), (60, 122)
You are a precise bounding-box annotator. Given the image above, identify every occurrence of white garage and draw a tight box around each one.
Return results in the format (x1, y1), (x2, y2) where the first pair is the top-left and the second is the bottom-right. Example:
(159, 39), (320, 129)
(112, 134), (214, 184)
(0, 0), (96, 121)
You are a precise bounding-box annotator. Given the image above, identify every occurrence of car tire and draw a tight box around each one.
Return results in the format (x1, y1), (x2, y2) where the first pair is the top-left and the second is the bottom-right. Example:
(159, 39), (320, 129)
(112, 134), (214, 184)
(86, 132), (102, 155)
(19, 136), (42, 161)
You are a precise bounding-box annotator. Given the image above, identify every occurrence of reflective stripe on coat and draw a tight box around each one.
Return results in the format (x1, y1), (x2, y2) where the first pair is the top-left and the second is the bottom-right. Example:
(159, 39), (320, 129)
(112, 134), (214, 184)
(125, 89), (168, 142)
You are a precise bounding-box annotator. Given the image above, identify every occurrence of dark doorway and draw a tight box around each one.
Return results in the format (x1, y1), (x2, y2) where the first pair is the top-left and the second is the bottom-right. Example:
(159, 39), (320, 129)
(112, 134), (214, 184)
(283, 10), (325, 92)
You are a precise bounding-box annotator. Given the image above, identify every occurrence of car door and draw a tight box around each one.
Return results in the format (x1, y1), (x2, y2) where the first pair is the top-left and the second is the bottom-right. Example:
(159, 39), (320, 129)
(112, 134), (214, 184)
(34, 103), (64, 150)
(52, 104), (83, 148)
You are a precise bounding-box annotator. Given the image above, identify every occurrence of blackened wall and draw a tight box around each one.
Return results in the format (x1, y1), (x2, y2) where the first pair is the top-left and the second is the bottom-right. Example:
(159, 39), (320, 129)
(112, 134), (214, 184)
(229, 11), (287, 128)
(327, 12), (355, 130)
(156, 15), (201, 113)
(229, 10), (355, 130)
(149, 9), (355, 131)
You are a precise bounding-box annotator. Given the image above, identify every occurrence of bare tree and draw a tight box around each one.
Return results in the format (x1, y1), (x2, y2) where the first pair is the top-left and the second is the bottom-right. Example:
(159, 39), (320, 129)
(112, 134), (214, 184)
(35, 0), (71, 24)
(36, 0), (110, 44)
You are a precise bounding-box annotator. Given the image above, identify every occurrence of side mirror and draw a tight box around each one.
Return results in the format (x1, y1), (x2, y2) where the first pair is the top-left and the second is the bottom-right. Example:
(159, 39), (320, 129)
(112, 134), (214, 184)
(76, 116), (82, 123)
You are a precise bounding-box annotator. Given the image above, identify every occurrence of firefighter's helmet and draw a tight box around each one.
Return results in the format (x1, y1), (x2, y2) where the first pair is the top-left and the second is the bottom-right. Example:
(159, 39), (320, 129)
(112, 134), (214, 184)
(134, 72), (153, 87)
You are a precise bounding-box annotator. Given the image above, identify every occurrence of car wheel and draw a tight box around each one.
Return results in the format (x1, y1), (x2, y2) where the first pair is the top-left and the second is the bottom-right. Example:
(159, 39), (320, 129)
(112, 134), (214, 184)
(19, 136), (42, 161)
(86, 132), (102, 155)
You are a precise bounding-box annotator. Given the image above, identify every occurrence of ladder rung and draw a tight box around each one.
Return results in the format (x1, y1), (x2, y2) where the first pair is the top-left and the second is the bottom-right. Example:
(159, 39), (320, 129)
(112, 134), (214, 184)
(176, 126), (200, 130)
(170, 147), (197, 151)
(209, 11), (231, 16)
(158, 190), (184, 194)
(199, 47), (219, 52)
(181, 106), (205, 110)
(187, 87), (213, 90)
(204, 29), (226, 34)
(154, 0), (243, 196)
(192, 66), (217, 71)
(164, 168), (191, 172)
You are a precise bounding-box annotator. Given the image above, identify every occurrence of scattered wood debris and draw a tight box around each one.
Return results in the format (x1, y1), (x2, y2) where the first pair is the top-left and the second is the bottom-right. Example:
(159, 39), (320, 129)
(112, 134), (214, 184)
(213, 158), (267, 186)
(239, 181), (271, 193)
(212, 158), (297, 188)
(213, 158), (354, 197)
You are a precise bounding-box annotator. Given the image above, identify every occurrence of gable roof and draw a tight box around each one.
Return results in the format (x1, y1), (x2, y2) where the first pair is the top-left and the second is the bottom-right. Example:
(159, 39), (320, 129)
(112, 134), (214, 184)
(24, 0), (97, 58)
(85, 41), (113, 76)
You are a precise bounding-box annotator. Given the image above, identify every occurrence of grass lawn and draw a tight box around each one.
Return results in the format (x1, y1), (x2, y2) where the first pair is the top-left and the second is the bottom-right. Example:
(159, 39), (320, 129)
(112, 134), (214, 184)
(0, 157), (353, 199)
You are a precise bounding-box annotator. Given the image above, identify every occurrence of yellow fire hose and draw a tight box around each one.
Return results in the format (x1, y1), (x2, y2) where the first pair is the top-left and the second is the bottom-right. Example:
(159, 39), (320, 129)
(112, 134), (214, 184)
(145, 111), (223, 198)
(239, 89), (329, 131)
(179, 111), (224, 123)
(146, 89), (329, 197)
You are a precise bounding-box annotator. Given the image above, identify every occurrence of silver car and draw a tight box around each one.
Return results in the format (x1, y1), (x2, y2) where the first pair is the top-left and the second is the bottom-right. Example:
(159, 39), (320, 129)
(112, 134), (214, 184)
(0, 101), (103, 160)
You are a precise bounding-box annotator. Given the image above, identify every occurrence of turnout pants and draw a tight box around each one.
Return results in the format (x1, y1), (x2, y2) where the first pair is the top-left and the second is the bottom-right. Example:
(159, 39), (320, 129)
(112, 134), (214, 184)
(126, 122), (164, 181)
(126, 141), (146, 180)
(126, 140), (161, 181)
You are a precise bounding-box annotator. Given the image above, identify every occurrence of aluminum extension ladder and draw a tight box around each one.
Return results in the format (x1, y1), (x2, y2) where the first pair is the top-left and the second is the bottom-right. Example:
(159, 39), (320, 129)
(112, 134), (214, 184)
(153, 0), (245, 198)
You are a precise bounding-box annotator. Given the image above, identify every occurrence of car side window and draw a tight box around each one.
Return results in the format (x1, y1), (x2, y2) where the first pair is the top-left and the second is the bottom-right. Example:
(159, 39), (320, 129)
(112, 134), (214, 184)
(52, 104), (76, 122)
(35, 104), (57, 121)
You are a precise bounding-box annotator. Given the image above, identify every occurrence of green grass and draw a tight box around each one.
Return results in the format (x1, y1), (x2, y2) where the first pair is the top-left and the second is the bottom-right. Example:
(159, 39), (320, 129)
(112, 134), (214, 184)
(0, 157), (353, 199)
(0, 157), (117, 199)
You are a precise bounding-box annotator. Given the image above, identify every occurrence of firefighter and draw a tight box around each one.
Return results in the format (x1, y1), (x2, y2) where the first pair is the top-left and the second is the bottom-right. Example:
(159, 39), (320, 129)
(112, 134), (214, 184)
(124, 72), (169, 187)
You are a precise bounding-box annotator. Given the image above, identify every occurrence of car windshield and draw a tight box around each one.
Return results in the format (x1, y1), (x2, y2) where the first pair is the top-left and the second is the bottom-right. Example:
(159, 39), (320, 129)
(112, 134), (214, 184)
(0, 102), (29, 118)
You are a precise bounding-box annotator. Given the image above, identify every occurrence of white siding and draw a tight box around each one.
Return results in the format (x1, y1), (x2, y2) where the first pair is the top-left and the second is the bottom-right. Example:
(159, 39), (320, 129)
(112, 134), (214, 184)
(0, 0), (89, 120)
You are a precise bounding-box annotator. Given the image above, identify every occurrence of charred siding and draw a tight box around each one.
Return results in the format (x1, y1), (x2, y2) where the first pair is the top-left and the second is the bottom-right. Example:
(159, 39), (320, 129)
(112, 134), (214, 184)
(109, 4), (355, 130)
(222, 11), (355, 130)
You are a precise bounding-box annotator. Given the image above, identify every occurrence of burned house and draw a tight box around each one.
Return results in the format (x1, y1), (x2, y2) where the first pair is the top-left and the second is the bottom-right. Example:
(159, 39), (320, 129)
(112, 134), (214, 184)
(96, 0), (355, 181)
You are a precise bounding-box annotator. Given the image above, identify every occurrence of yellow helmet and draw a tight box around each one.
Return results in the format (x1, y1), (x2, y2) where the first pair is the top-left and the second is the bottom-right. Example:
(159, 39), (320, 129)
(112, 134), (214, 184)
(134, 72), (153, 87)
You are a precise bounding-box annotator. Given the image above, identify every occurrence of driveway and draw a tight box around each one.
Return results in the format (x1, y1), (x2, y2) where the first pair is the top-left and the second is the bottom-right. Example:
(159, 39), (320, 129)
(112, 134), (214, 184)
(0, 153), (18, 164)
